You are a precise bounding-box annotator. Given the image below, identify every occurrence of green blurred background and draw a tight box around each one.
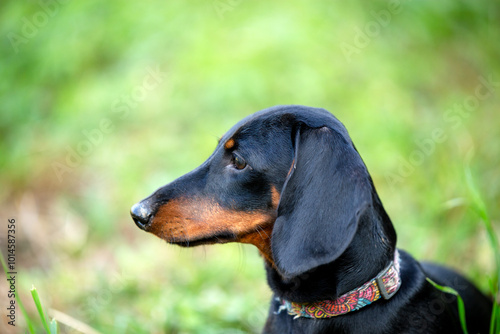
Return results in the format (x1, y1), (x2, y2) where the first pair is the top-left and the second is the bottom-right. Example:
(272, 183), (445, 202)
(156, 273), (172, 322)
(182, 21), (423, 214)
(0, 0), (499, 333)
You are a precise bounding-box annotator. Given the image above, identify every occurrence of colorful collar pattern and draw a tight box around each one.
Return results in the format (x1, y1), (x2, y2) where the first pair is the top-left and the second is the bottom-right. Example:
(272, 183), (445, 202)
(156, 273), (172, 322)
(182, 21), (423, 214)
(278, 251), (401, 319)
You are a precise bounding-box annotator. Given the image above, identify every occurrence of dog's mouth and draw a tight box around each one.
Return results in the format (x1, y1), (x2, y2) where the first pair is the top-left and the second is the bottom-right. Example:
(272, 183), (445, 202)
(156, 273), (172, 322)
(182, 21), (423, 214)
(167, 232), (237, 247)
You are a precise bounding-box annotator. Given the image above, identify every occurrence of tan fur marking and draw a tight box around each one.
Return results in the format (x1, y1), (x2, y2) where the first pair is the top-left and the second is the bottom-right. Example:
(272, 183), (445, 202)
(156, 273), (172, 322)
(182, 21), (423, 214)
(224, 138), (236, 150)
(238, 224), (274, 265)
(150, 198), (274, 244)
(238, 187), (281, 267)
(271, 186), (280, 208)
(149, 186), (281, 268)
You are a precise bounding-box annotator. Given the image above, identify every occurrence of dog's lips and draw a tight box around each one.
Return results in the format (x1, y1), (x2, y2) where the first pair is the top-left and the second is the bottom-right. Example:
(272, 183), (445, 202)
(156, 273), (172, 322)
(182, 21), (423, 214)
(167, 232), (236, 247)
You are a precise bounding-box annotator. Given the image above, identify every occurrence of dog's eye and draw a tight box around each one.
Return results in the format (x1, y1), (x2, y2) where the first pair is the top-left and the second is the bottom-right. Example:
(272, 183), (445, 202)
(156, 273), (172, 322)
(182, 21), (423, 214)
(232, 153), (247, 170)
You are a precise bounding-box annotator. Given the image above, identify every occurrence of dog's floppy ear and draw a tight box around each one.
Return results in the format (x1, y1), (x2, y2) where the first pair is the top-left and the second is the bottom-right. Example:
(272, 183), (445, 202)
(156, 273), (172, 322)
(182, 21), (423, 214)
(271, 124), (373, 278)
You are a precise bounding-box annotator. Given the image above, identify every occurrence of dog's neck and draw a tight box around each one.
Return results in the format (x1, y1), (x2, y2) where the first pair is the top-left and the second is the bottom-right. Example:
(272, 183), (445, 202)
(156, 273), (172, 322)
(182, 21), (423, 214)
(265, 202), (396, 303)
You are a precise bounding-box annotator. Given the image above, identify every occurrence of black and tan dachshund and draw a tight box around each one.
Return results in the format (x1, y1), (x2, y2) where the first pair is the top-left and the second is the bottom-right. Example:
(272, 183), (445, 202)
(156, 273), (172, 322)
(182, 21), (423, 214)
(131, 105), (492, 333)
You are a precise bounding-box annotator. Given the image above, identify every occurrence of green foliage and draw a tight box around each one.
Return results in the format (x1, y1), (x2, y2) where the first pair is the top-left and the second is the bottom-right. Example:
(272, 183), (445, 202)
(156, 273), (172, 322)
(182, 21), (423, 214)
(1, 0), (498, 332)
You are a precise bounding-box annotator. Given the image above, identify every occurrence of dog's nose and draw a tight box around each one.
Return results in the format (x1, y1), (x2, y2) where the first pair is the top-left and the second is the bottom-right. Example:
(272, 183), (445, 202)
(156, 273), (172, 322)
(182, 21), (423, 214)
(131, 202), (152, 230)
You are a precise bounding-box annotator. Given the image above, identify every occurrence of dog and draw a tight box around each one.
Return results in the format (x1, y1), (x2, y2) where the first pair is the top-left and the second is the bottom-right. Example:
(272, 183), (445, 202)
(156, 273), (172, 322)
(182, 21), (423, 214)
(131, 105), (492, 333)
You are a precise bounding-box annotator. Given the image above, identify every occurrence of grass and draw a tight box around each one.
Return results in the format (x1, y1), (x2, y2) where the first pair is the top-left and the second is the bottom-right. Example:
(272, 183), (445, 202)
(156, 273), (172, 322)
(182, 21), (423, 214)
(425, 164), (500, 334)
(31, 286), (56, 334)
(0, 0), (499, 332)
(2, 251), (60, 334)
(465, 163), (500, 333)
(426, 277), (468, 334)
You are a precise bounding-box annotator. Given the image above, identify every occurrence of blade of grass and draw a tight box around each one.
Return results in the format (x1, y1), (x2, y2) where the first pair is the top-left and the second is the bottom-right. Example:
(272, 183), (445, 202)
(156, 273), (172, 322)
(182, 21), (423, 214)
(464, 159), (499, 334)
(31, 286), (51, 334)
(50, 318), (59, 334)
(465, 167), (500, 271)
(491, 296), (499, 334)
(0, 252), (35, 334)
(426, 277), (468, 334)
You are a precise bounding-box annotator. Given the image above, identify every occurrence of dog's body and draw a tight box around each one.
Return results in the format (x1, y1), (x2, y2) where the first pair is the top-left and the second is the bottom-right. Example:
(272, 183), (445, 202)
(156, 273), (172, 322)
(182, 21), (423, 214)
(131, 105), (491, 333)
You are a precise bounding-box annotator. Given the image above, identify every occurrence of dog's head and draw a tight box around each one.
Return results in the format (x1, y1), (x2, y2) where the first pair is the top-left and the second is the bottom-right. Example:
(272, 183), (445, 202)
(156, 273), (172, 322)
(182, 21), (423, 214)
(131, 105), (396, 278)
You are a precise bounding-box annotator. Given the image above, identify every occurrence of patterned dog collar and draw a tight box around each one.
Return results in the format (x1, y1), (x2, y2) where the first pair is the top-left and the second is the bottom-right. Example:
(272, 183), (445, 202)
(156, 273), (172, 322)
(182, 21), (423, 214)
(278, 250), (401, 319)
